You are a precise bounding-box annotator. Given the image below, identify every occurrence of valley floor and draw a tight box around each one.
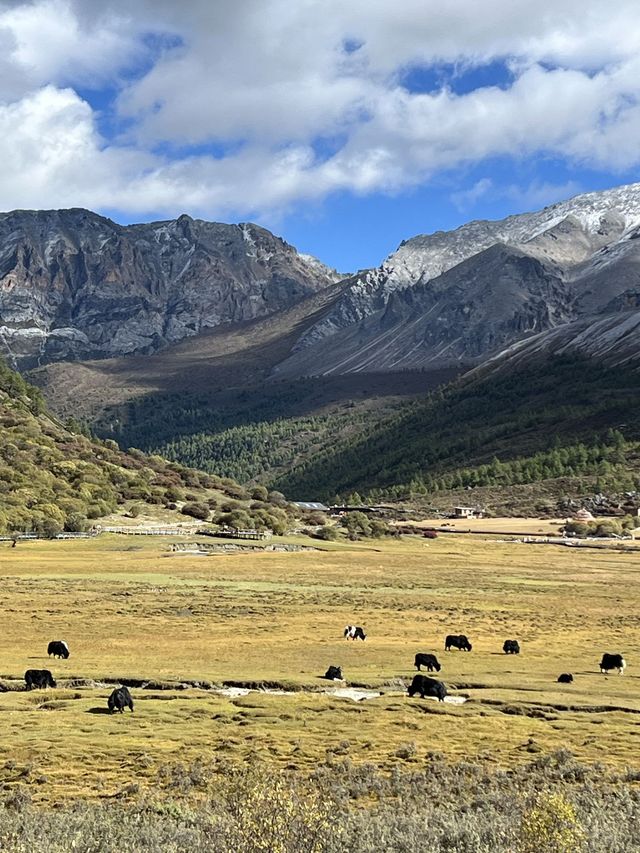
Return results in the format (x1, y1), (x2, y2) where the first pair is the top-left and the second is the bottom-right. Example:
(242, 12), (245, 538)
(0, 533), (639, 803)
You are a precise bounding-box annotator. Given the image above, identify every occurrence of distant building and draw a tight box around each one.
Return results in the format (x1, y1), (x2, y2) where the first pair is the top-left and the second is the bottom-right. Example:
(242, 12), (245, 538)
(328, 505), (383, 516)
(573, 508), (594, 522)
(292, 502), (329, 512)
(452, 506), (483, 519)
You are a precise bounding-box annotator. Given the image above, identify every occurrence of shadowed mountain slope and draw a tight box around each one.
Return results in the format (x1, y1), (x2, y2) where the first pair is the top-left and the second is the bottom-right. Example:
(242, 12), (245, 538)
(274, 353), (640, 500)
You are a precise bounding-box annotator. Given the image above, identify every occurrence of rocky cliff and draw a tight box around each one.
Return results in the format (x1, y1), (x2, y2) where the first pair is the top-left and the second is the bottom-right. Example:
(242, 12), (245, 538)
(474, 307), (640, 377)
(0, 209), (339, 368)
(274, 182), (640, 376)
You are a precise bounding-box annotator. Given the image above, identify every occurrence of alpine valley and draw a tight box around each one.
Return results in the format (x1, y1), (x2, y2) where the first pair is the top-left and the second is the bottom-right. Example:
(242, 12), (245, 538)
(6, 182), (640, 510)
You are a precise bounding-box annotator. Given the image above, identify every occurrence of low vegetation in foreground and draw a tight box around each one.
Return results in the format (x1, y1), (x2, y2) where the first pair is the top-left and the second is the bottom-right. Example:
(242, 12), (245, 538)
(1, 752), (639, 852)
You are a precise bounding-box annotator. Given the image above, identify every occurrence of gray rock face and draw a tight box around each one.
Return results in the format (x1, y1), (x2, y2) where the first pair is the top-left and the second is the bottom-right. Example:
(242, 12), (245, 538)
(275, 182), (640, 376)
(475, 308), (640, 377)
(0, 209), (339, 368)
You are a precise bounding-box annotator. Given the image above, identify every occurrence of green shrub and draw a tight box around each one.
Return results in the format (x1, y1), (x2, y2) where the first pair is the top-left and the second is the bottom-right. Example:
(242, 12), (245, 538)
(181, 502), (210, 521)
(65, 512), (88, 532)
(341, 511), (372, 539)
(314, 526), (339, 541)
(251, 485), (269, 502)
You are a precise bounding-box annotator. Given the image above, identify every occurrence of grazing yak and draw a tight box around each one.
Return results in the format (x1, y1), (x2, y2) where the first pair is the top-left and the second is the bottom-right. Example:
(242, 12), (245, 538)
(414, 653), (441, 672)
(108, 686), (134, 713)
(503, 640), (520, 655)
(324, 665), (343, 680)
(557, 673), (574, 684)
(25, 669), (56, 690)
(445, 634), (472, 652)
(47, 640), (69, 659)
(408, 675), (447, 701)
(600, 653), (626, 674)
(344, 625), (366, 641)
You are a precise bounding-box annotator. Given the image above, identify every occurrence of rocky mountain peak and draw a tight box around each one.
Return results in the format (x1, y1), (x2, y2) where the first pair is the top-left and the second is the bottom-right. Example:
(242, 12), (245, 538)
(0, 209), (340, 368)
(273, 181), (640, 377)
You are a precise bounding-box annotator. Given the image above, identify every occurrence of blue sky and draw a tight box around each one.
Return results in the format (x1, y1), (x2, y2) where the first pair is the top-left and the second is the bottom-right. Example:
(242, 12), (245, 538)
(0, 0), (639, 271)
(277, 159), (640, 273)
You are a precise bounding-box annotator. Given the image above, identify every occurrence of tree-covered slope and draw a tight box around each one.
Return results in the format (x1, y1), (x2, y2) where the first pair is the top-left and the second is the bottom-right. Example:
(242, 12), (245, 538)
(0, 360), (247, 534)
(273, 356), (640, 500)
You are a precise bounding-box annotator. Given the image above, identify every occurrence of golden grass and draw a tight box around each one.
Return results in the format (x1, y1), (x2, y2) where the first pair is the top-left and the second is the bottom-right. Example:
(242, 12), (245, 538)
(1, 533), (640, 802)
(403, 516), (570, 534)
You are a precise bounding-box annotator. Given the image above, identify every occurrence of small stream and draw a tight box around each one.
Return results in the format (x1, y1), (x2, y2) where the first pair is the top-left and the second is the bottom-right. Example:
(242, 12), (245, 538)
(212, 685), (467, 703)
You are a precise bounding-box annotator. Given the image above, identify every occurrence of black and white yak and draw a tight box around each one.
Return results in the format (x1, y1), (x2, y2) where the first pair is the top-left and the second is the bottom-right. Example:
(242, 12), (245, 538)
(344, 625), (366, 641)
(47, 640), (69, 659)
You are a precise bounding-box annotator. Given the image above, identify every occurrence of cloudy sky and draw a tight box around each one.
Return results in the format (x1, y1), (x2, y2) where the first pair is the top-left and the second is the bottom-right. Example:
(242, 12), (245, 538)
(1, 0), (640, 269)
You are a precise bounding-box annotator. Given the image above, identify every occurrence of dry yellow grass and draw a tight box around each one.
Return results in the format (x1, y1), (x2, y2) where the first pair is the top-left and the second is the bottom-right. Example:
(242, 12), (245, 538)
(1, 532), (639, 802)
(405, 516), (584, 534)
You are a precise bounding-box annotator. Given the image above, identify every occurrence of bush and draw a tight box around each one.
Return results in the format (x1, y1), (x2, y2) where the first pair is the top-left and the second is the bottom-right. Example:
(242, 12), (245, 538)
(223, 483), (250, 500)
(0, 752), (637, 852)
(566, 519), (626, 538)
(265, 515), (288, 536)
(86, 500), (112, 519)
(314, 526), (339, 541)
(32, 514), (62, 538)
(65, 512), (87, 533)
(341, 511), (372, 538)
(268, 490), (288, 507)
(369, 519), (390, 538)
(181, 502), (210, 521)
(165, 486), (184, 503)
(251, 485), (269, 502)
(564, 521), (589, 537)
(517, 791), (585, 853)
(216, 510), (252, 529)
(594, 520), (622, 537)
(220, 766), (336, 853)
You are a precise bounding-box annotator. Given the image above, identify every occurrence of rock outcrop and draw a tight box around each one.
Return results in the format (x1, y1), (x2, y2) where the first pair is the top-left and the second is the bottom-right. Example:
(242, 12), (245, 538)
(0, 209), (339, 368)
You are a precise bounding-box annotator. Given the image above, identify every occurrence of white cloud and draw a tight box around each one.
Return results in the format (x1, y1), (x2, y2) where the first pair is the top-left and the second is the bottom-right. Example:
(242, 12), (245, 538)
(451, 178), (584, 214)
(0, 0), (141, 98)
(503, 180), (584, 210)
(451, 178), (494, 211)
(0, 0), (639, 218)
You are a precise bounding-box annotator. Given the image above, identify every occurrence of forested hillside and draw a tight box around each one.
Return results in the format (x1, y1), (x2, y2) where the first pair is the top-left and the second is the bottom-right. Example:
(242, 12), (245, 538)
(153, 410), (376, 484)
(87, 373), (440, 486)
(274, 356), (640, 501)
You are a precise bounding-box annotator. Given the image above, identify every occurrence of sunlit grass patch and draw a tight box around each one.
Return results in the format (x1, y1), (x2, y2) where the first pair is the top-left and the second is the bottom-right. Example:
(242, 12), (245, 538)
(0, 534), (639, 801)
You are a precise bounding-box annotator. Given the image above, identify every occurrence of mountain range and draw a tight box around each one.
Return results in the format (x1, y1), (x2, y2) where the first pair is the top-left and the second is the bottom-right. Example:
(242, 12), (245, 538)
(274, 182), (640, 376)
(2, 182), (639, 504)
(4, 183), (640, 379)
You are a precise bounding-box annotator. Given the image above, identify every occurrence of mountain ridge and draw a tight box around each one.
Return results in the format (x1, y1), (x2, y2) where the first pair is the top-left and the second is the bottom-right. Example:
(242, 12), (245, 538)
(5, 182), (640, 377)
(275, 182), (640, 375)
(0, 208), (340, 368)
